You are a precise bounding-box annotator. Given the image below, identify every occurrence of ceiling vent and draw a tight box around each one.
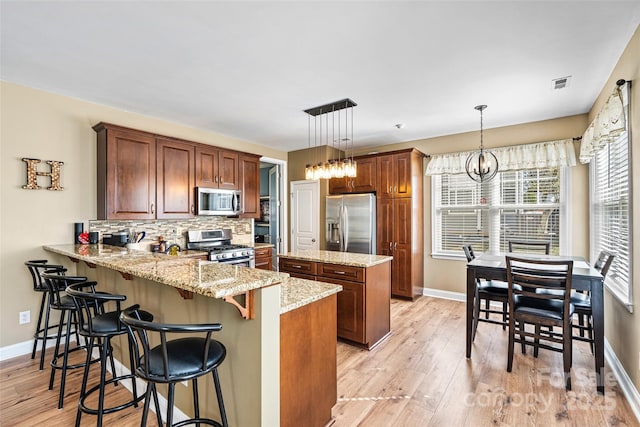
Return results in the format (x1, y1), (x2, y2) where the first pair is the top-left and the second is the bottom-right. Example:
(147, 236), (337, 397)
(552, 76), (571, 90)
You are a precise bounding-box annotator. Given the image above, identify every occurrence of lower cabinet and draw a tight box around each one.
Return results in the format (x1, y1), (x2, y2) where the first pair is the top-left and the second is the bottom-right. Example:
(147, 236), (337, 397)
(280, 294), (337, 427)
(279, 258), (391, 349)
(254, 246), (273, 270)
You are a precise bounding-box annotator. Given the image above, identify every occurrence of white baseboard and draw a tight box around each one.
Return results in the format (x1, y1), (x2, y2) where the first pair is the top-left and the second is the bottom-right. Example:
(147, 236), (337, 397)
(0, 336), (72, 362)
(422, 287), (466, 302)
(605, 339), (640, 423)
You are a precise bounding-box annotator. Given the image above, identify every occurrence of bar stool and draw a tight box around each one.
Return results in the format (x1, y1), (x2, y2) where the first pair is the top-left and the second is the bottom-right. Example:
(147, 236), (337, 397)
(120, 307), (229, 427)
(24, 260), (67, 370)
(66, 283), (154, 427)
(41, 272), (99, 409)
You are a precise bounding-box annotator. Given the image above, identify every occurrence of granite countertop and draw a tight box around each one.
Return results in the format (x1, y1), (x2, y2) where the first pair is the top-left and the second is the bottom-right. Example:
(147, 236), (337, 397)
(43, 244), (289, 299)
(253, 242), (275, 248)
(280, 278), (342, 314)
(279, 249), (393, 267)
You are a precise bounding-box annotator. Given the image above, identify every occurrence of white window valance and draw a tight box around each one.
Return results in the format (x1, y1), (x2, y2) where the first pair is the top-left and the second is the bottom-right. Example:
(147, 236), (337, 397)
(425, 139), (577, 175)
(579, 83), (627, 164)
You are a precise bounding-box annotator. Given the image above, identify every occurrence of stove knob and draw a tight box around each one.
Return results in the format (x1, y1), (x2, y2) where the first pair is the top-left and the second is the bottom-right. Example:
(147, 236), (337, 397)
(242, 251), (249, 256)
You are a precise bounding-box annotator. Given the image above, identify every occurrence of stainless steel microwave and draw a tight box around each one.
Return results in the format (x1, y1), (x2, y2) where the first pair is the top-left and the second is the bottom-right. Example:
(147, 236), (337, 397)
(196, 187), (242, 216)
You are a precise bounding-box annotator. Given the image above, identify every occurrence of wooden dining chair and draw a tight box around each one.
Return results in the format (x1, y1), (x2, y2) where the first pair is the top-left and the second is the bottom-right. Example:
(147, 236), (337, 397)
(508, 240), (551, 254)
(571, 251), (614, 352)
(506, 256), (573, 390)
(463, 245), (511, 341)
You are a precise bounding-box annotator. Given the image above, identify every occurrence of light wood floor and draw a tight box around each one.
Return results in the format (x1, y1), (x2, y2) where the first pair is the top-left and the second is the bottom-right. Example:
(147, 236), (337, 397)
(1, 297), (637, 426)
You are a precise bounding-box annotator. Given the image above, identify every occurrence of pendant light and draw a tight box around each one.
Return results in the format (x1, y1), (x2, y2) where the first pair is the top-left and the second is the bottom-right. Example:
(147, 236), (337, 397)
(465, 104), (498, 183)
(304, 98), (357, 180)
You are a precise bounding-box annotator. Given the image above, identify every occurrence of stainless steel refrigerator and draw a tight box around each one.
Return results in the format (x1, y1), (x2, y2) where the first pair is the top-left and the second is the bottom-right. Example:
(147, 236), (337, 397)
(326, 193), (376, 254)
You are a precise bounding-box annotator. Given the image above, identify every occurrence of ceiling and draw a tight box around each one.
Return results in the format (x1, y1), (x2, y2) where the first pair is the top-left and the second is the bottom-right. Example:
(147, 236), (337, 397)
(2, 1), (639, 153)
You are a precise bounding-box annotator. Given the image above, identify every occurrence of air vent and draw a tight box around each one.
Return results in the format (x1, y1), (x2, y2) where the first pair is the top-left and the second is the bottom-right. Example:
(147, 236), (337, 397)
(552, 76), (571, 90)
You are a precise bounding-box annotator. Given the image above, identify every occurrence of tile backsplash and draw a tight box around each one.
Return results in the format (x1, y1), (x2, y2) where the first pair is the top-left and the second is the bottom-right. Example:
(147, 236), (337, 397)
(89, 217), (254, 249)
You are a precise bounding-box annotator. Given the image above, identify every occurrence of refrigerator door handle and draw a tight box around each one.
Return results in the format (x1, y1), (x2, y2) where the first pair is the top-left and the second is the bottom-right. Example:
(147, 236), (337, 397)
(342, 205), (349, 252)
(337, 205), (344, 252)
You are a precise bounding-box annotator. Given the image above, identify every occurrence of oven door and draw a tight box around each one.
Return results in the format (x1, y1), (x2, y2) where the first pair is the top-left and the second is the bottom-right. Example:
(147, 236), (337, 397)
(214, 256), (255, 268)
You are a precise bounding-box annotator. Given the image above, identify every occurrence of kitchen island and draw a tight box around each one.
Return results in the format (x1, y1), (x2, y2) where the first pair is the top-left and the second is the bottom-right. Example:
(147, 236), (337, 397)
(44, 244), (341, 427)
(279, 249), (393, 349)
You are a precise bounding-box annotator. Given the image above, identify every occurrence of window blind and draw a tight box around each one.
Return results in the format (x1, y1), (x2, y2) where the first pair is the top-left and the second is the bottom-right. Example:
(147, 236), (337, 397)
(590, 131), (632, 306)
(434, 168), (562, 255)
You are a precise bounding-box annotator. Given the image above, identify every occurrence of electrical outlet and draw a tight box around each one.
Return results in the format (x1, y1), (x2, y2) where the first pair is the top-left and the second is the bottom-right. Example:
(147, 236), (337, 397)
(19, 310), (30, 325)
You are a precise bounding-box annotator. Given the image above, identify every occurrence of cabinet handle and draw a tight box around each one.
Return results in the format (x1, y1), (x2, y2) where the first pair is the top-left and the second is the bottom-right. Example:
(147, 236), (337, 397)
(291, 265), (302, 269)
(191, 204), (194, 214)
(389, 241), (393, 251)
(219, 175), (223, 184)
(394, 242), (398, 250)
(150, 203), (154, 214)
(333, 270), (346, 275)
(214, 175), (218, 183)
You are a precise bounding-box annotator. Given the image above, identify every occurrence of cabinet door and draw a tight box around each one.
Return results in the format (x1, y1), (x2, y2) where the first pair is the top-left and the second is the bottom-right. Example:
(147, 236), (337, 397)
(195, 144), (219, 188)
(99, 125), (156, 220)
(394, 151), (413, 197)
(156, 138), (195, 219)
(351, 157), (376, 193)
(376, 198), (394, 256)
(392, 198), (413, 298)
(323, 277), (365, 344)
(328, 177), (350, 194)
(218, 150), (239, 189)
(239, 154), (260, 219)
(376, 155), (394, 198)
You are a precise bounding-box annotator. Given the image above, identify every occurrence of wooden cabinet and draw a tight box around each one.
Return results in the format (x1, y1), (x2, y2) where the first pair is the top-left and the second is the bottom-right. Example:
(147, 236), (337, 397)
(375, 149), (424, 299)
(239, 154), (260, 219)
(95, 123), (156, 220)
(376, 150), (415, 198)
(254, 246), (273, 271)
(156, 137), (195, 219)
(280, 294), (336, 427)
(328, 156), (377, 194)
(95, 122), (261, 221)
(279, 257), (391, 349)
(195, 145), (239, 189)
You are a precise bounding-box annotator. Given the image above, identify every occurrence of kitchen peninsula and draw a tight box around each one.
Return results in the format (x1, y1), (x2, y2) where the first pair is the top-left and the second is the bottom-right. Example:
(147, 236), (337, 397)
(43, 244), (341, 427)
(279, 249), (393, 349)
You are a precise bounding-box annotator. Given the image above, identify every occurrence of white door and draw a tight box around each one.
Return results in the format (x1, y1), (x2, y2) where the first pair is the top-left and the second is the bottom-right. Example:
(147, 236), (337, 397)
(291, 180), (319, 251)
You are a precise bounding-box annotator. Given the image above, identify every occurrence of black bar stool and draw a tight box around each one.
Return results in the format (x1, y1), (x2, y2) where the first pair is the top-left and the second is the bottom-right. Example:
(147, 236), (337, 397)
(120, 307), (229, 427)
(41, 272), (99, 409)
(24, 260), (67, 370)
(67, 283), (154, 427)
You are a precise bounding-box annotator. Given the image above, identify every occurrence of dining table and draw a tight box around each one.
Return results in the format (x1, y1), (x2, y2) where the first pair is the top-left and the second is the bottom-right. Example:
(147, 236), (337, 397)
(465, 252), (606, 394)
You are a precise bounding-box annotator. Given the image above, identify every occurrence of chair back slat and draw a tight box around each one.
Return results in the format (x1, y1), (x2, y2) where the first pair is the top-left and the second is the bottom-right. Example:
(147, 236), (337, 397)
(462, 245), (475, 262)
(506, 256), (573, 308)
(593, 251), (614, 278)
(40, 273), (89, 309)
(25, 261), (66, 292)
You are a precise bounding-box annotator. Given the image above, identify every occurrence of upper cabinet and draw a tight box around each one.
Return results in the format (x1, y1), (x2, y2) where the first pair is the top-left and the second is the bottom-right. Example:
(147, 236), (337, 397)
(328, 156), (377, 194)
(95, 123), (156, 220)
(156, 137), (195, 219)
(376, 150), (418, 199)
(239, 154), (260, 219)
(94, 122), (260, 221)
(195, 145), (239, 190)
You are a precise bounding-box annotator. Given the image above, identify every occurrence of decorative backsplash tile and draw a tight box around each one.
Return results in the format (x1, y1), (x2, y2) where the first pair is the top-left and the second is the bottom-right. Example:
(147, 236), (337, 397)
(89, 217), (253, 249)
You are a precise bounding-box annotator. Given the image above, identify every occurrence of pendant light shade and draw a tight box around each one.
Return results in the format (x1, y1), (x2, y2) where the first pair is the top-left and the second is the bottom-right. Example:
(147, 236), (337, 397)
(466, 105), (498, 183)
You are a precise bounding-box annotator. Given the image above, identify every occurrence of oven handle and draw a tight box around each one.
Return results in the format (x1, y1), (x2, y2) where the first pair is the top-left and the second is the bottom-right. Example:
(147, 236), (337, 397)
(218, 257), (254, 266)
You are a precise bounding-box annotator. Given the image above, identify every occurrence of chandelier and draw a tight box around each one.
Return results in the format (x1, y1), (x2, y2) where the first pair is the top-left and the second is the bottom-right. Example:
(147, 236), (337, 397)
(304, 98), (357, 180)
(465, 104), (498, 183)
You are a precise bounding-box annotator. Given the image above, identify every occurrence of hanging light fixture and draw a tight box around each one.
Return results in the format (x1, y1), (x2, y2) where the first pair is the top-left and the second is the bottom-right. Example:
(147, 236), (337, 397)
(304, 98), (357, 180)
(465, 104), (498, 183)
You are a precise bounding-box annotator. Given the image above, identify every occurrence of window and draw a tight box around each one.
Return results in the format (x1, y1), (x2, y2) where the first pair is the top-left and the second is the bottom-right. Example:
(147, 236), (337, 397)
(590, 128), (632, 309)
(433, 167), (565, 256)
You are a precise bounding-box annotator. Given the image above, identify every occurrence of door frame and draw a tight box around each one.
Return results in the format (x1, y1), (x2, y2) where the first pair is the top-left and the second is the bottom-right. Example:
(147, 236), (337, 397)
(259, 156), (287, 256)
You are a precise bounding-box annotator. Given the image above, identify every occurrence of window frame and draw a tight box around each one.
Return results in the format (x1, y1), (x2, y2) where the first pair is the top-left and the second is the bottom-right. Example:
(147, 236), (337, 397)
(431, 167), (570, 259)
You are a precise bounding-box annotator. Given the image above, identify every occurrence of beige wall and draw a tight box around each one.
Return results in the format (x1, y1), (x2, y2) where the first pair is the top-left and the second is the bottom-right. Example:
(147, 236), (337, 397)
(590, 25), (640, 392)
(0, 81), (286, 348)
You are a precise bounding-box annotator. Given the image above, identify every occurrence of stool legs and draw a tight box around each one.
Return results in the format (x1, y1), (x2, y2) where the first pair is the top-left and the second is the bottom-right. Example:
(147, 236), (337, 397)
(213, 368), (228, 427)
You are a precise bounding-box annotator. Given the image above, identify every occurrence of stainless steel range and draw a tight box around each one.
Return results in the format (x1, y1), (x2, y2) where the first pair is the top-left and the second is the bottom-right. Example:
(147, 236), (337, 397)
(186, 229), (255, 267)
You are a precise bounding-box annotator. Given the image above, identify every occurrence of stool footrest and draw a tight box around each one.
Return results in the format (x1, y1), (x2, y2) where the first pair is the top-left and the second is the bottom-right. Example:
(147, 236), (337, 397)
(78, 374), (144, 416)
(174, 418), (223, 427)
